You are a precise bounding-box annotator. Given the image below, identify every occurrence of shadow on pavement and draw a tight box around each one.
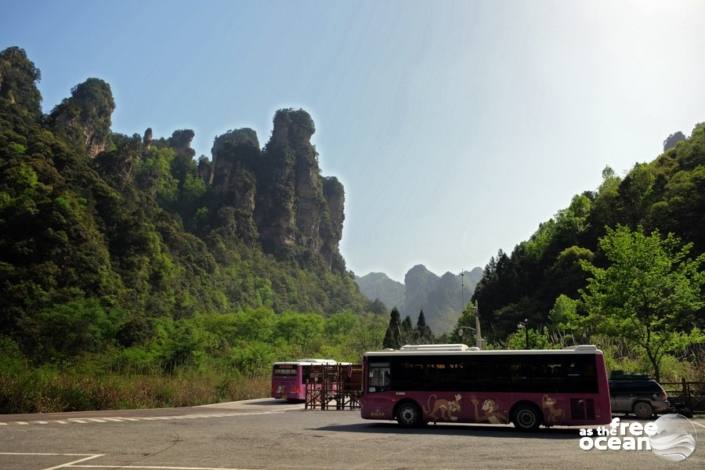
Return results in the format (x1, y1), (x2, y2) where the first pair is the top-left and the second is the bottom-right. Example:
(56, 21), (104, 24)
(242, 399), (301, 406)
(313, 422), (580, 440)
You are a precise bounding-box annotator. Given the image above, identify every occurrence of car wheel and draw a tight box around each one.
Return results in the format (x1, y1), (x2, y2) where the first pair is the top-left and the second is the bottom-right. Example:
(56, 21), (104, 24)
(633, 401), (654, 420)
(512, 404), (542, 431)
(396, 402), (423, 427)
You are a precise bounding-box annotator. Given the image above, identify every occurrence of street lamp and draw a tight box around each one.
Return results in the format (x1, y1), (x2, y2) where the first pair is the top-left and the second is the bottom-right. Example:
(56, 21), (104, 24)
(458, 326), (475, 346)
(517, 318), (529, 349)
(458, 326), (486, 349)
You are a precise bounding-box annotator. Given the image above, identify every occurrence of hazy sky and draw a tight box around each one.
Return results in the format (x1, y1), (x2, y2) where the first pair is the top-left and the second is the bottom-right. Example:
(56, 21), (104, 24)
(2, 0), (705, 281)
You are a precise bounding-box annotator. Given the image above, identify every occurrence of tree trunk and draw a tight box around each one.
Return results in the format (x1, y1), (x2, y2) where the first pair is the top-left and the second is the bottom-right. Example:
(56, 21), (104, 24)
(645, 347), (660, 382)
(644, 326), (661, 382)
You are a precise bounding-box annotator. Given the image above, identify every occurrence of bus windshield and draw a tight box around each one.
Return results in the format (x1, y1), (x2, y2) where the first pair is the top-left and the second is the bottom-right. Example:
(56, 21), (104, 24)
(272, 365), (297, 377)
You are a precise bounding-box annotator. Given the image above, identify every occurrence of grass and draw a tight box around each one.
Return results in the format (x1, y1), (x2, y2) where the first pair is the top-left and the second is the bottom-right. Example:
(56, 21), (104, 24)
(0, 370), (270, 413)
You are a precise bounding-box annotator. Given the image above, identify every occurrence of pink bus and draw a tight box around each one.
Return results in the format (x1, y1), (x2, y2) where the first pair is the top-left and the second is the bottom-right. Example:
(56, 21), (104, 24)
(271, 359), (337, 401)
(360, 344), (611, 431)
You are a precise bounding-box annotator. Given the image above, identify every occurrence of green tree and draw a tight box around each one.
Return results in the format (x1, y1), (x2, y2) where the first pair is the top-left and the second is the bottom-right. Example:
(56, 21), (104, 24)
(345, 313), (386, 359)
(365, 298), (387, 315)
(450, 302), (477, 343)
(19, 298), (126, 361)
(547, 294), (580, 345)
(273, 312), (325, 356)
(506, 327), (553, 350)
(414, 310), (433, 344)
(382, 307), (402, 349)
(230, 341), (275, 378)
(578, 226), (705, 381)
(400, 315), (413, 344)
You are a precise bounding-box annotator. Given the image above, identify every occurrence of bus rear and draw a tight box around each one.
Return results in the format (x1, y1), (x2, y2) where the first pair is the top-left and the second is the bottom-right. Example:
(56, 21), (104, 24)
(360, 344), (611, 430)
(271, 359), (339, 401)
(271, 363), (303, 401)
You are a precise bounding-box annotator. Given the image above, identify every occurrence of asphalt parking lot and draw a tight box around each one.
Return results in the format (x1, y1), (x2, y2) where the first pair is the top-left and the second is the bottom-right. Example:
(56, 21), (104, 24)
(1, 399), (704, 469)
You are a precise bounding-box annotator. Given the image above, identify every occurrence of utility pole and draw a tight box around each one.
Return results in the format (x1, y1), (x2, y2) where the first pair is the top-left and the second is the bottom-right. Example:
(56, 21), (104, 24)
(475, 302), (482, 349)
(460, 269), (484, 349)
(518, 318), (529, 349)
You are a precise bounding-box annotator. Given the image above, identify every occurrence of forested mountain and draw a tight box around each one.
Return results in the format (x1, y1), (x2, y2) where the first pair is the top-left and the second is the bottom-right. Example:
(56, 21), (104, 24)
(356, 265), (483, 333)
(0, 46), (369, 360)
(473, 122), (705, 341)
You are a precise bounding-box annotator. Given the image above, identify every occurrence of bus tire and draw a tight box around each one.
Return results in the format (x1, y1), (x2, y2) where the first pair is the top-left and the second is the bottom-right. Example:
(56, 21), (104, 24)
(633, 401), (654, 420)
(511, 403), (542, 431)
(395, 401), (423, 428)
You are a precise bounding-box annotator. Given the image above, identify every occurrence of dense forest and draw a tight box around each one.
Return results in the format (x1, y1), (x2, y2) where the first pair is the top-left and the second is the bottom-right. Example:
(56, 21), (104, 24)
(472, 123), (705, 381)
(0, 46), (385, 412)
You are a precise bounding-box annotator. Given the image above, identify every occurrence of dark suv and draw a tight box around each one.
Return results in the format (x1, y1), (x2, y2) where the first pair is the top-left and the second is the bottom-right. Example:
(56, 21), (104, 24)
(609, 373), (670, 419)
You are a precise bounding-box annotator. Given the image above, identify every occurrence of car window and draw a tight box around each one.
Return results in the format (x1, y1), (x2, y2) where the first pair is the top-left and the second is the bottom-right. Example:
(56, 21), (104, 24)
(609, 380), (662, 396)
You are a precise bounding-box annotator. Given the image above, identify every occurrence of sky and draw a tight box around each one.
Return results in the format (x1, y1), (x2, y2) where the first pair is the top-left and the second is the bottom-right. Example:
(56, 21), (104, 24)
(2, 0), (705, 281)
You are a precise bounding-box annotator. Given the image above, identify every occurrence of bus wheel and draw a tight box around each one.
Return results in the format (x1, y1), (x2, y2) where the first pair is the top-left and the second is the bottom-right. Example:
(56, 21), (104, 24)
(512, 404), (542, 431)
(633, 401), (653, 420)
(396, 402), (423, 428)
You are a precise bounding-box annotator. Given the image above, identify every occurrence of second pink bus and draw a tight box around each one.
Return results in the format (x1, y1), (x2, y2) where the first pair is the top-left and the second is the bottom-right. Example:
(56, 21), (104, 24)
(271, 359), (338, 401)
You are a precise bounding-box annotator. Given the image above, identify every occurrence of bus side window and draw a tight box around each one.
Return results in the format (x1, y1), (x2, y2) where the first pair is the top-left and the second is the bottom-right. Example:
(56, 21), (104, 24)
(369, 362), (390, 392)
(566, 356), (597, 393)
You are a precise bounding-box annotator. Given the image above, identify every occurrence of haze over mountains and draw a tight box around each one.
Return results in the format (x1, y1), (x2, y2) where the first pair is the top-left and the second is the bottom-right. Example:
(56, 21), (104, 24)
(356, 265), (483, 333)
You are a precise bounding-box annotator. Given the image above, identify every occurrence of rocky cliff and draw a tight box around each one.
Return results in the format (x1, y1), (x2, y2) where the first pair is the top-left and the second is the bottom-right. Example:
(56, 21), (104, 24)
(49, 78), (115, 158)
(210, 128), (260, 242)
(0, 46), (364, 325)
(209, 109), (346, 271)
(0, 46), (42, 119)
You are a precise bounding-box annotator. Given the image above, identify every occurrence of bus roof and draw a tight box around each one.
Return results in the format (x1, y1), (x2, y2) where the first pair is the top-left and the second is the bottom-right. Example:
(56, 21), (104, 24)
(272, 359), (350, 366)
(364, 344), (601, 357)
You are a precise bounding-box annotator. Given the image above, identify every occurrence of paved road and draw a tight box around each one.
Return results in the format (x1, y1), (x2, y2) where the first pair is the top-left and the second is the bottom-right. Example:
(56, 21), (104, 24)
(1, 399), (704, 469)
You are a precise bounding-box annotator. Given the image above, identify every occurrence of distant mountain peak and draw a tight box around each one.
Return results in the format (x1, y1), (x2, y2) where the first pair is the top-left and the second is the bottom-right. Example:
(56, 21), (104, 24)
(355, 264), (484, 334)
